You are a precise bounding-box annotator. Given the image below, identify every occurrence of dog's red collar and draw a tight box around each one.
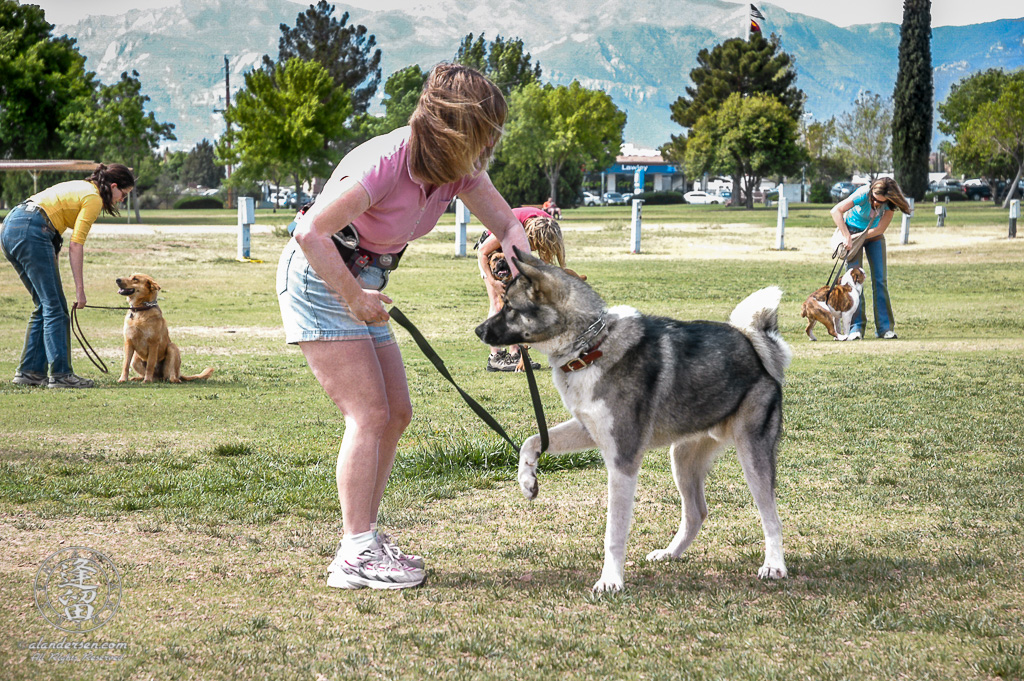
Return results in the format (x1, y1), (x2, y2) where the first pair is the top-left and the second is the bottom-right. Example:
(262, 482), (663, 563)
(560, 340), (604, 372)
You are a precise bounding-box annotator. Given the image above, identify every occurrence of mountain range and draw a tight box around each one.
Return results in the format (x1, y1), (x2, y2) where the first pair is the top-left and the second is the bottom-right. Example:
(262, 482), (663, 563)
(53, 0), (1024, 152)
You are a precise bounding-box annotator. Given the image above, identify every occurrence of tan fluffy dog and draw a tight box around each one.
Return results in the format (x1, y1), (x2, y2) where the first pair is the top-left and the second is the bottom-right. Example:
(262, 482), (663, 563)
(116, 273), (214, 383)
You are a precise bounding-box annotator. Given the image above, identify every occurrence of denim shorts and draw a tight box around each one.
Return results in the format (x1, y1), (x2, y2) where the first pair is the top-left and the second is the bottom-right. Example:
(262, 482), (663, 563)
(276, 239), (396, 346)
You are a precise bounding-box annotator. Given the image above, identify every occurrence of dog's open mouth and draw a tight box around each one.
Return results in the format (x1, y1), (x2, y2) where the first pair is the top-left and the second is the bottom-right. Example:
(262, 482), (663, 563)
(492, 260), (512, 282)
(118, 287), (135, 296)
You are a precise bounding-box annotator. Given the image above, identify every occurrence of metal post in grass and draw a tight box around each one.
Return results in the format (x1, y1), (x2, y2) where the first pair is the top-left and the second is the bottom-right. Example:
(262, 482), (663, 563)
(935, 204), (946, 227)
(900, 198), (915, 245)
(630, 199), (644, 253)
(455, 198), (470, 257)
(236, 196), (254, 261)
(1010, 200), (1019, 238)
(775, 187), (787, 250)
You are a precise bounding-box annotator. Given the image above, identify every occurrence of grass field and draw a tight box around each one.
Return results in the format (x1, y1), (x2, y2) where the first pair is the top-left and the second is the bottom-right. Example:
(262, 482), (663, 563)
(1, 202), (1022, 680)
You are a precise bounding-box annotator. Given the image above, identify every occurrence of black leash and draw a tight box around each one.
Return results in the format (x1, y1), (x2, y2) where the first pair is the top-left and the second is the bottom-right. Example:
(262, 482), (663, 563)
(70, 306), (115, 374)
(824, 243), (851, 302)
(388, 306), (548, 454)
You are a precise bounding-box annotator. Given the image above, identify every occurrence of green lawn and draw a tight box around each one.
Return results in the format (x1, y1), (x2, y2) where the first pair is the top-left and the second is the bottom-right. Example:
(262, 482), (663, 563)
(1, 207), (1022, 680)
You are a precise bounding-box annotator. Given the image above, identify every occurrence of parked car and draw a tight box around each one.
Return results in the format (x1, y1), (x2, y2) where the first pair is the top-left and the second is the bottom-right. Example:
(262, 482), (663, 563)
(929, 179), (962, 193)
(830, 182), (858, 201)
(582, 191), (602, 206)
(964, 183), (992, 201)
(288, 191), (311, 208)
(602, 191), (626, 205)
(683, 190), (725, 205)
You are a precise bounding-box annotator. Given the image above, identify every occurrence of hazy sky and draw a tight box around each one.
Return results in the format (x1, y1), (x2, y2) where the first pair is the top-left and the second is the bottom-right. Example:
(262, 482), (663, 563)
(24, 0), (1024, 28)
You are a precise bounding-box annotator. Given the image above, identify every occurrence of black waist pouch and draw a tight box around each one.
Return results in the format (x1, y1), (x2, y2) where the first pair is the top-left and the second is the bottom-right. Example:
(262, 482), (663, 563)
(331, 224), (360, 263)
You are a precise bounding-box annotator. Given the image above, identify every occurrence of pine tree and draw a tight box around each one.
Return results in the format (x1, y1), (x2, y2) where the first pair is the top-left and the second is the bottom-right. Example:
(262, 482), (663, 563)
(892, 0), (933, 201)
(265, 0), (381, 115)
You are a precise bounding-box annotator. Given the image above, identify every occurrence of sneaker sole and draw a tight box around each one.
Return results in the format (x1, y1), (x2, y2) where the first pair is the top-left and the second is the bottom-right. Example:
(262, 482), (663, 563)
(12, 379), (47, 386)
(327, 571), (424, 590)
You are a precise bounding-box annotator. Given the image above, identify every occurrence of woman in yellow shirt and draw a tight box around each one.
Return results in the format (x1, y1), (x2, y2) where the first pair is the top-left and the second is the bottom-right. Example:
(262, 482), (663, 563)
(1, 164), (134, 388)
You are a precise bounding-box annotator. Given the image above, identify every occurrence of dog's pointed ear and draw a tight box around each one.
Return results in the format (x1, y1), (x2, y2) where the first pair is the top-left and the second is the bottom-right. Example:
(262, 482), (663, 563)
(511, 245), (546, 282)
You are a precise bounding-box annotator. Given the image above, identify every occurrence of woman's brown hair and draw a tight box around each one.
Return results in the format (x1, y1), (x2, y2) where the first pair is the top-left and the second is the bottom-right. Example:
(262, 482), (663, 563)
(408, 64), (507, 187)
(86, 163), (135, 216)
(870, 177), (911, 215)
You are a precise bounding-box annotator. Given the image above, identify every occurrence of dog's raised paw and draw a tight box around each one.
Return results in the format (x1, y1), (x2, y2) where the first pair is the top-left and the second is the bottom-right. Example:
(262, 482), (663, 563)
(758, 564), (788, 580)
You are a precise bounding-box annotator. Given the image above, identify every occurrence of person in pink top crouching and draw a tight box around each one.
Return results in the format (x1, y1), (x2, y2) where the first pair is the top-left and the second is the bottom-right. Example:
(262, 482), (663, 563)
(277, 64), (531, 590)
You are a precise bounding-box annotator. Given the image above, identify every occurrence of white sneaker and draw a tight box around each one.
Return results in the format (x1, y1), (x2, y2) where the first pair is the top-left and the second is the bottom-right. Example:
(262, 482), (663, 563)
(881, 330), (898, 339)
(377, 531), (425, 570)
(846, 330), (863, 341)
(326, 546), (425, 590)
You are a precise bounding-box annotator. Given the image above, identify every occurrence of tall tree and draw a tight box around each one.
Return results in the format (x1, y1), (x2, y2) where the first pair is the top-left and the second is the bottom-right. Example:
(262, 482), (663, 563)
(218, 58), (351, 197)
(836, 91), (893, 181)
(455, 33), (542, 97)
(501, 81), (624, 202)
(60, 69), (176, 222)
(182, 139), (224, 189)
(938, 69), (1024, 196)
(800, 117), (849, 187)
(266, 0), (380, 115)
(685, 93), (804, 209)
(958, 80), (1024, 208)
(892, 0), (933, 201)
(0, 0), (97, 203)
(356, 64), (427, 140)
(666, 34), (804, 204)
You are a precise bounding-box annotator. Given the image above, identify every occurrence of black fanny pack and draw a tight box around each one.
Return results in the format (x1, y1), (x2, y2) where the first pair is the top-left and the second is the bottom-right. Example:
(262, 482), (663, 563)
(331, 224), (406, 273)
(288, 201), (406, 274)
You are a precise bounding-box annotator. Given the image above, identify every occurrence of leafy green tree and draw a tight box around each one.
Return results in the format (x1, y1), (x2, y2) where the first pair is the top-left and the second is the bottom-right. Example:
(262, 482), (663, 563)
(265, 0), (380, 115)
(958, 80), (1024, 207)
(801, 117), (849, 184)
(667, 34), (804, 205)
(0, 1), (97, 203)
(938, 69), (1022, 138)
(219, 58), (351, 198)
(182, 139), (224, 189)
(685, 93), (803, 209)
(836, 91), (892, 180)
(60, 69), (176, 222)
(455, 33), (542, 97)
(892, 0), (933, 201)
(0, 1), (96, 159)
(355, 64), (427, 140)
(501, 81), (625, 204)
(939, 69), (1024, 193)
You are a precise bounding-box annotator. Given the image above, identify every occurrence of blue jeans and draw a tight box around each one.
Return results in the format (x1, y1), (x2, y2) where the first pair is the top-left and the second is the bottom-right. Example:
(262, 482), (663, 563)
(846, 234), (894, 336)
(1, 205), (73, 376)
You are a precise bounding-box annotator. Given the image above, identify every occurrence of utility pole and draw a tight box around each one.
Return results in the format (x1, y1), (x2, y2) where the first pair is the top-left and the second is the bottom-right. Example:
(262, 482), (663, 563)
(214, 55), (234, 209)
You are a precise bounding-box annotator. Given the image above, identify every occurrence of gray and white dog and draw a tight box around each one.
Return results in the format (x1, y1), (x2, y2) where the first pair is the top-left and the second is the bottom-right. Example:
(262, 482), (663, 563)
(475, 248), (792, 592)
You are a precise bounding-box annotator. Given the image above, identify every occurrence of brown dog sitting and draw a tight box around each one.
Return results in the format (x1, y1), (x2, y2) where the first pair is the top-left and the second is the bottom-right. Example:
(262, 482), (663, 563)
(116, 273), (214, 383)
(801, 267), (866, 341)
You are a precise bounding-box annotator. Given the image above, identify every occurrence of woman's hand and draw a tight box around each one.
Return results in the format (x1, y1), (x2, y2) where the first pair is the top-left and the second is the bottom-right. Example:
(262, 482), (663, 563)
(348, 289), (393, 323)
(74, 292), (87, 310)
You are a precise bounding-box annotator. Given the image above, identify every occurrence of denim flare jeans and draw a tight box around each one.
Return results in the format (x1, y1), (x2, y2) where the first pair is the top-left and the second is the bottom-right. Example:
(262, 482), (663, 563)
(0, 204), (73, 376)
(846, 234), (895, 337)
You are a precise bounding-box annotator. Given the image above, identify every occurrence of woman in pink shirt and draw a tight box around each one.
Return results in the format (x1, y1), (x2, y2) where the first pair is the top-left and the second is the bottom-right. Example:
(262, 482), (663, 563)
(277, 64), (530, 590)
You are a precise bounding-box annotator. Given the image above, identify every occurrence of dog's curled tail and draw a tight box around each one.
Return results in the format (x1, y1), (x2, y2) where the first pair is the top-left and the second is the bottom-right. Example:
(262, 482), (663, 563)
(729, 286), (792, 385)
(181, 367), (215, 381)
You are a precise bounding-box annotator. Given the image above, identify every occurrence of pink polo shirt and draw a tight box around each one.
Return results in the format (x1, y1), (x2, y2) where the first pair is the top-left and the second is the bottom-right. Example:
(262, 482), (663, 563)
(335, 126), (485, 254)
(511, 206), (549, 223)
